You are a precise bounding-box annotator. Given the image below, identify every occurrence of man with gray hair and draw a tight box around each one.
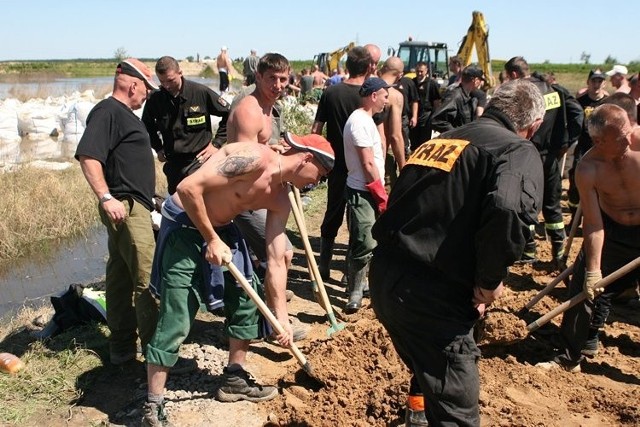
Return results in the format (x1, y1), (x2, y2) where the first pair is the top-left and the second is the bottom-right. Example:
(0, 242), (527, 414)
(369, 79), (545, 426)
(538, 103), (640, 373)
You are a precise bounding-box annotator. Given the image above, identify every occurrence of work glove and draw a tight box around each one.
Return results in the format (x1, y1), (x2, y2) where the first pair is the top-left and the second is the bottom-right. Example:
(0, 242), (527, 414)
(583, 270), (603, 301)
(365, 179), (388, 214)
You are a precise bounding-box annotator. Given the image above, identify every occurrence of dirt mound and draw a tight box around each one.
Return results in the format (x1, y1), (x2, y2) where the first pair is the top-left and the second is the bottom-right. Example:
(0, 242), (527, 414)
(265, 310), (409, 426)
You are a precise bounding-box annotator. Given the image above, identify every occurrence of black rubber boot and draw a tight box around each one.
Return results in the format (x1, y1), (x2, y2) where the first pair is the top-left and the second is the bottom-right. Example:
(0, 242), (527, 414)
(345, 263), (368, 314)
(318, 237), (334, 281)
(581, 328), (600, 357)
(551, 238), (566, 271)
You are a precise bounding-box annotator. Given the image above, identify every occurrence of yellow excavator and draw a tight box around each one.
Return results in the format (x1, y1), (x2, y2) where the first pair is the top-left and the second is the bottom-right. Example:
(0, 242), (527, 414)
(456, 10), (495, 89)
(313, 42), (355, 75)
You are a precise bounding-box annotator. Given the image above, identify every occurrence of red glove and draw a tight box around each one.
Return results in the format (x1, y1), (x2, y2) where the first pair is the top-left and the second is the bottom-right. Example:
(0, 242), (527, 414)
(365, 179), (388, 214)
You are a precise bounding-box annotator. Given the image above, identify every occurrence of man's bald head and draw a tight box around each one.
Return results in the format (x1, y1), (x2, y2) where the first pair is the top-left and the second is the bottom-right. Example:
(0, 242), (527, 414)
(382, 56), (404, 74)
(364, 44), (381, 77)
(364, 44), (381, 64)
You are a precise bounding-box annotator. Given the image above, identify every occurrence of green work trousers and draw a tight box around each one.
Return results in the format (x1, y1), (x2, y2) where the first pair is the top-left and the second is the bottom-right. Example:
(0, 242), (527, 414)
(146, 227), (262, 368)
(99, 197), (158, 356)
(345, 187), (378, 271)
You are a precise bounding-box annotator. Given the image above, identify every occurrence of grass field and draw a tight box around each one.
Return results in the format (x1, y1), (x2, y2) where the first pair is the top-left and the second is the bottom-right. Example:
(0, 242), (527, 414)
(2, 58), (633, 94)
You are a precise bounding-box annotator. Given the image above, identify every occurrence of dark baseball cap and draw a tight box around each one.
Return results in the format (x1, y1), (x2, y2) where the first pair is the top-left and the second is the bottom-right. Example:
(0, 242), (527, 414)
(462, 66), (485, 81)
(359, 77), (391, 96)
(116, 58), (159, 90)
(588, 69), (606, 81)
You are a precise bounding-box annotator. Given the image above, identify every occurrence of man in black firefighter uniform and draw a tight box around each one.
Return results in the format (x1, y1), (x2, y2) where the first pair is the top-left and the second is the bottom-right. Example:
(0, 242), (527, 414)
(505, 57), (584, 267)
(430, 66), (484, 134)
(370, 80), (545, 427)
(142, 56), (229, 194)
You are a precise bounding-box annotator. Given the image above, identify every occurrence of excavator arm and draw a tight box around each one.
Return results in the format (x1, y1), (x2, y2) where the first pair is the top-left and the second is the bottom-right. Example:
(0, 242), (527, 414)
(457, 11), (495, 88)
(315, 42), (355, 75)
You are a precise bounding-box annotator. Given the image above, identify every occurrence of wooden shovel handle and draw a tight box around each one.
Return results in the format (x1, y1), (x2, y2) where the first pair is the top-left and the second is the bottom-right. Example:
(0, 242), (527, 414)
(527, 256), (640, 332)
(224, 259), (309, 368)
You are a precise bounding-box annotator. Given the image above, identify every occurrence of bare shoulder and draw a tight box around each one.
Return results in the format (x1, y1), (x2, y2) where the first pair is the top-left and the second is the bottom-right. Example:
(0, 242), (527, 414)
(233, 95), (261, 116)
(228, 96), (264, 140)
(575, 151), (599, 181)
(390, 87), (404, 107)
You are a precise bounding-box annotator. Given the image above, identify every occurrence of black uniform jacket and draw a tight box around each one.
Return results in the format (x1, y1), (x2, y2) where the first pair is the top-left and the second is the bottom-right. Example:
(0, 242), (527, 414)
(372, 107), (544, 291)
(430, 84), (477, 133)
(142, 78), (229, 160)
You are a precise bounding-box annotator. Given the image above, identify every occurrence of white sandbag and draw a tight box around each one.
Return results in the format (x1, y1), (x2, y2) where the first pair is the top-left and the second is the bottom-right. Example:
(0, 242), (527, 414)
(60, 102), (86, 143)
(20, 137), (62, 161)
(61, 140), (80, 159)
(0, 100), (21, 144)
(73, 100), (96, 126)
(17, 102), (61, 139)
(0, 140), (21, 165)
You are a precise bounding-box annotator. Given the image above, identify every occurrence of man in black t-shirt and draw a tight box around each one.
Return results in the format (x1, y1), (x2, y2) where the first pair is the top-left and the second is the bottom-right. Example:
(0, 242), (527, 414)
(311, 45), (374, 280)
(75, 58), (159, 366)
(411, 61), (442, 150)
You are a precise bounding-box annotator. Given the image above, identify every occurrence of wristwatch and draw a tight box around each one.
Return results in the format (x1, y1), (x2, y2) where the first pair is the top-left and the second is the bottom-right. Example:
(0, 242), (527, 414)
(100, 193), (113, 203)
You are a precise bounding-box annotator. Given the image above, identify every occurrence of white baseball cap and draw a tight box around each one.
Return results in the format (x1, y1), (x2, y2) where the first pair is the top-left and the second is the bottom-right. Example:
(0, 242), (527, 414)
(606, 65), (628, 76)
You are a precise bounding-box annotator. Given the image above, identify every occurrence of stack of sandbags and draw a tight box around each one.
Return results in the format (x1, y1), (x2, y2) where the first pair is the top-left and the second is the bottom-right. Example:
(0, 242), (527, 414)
(18, 99), (63, 161)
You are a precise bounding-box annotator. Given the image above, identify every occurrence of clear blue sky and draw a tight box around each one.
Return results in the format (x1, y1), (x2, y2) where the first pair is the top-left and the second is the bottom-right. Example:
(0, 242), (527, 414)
(1, 0), (636, 65)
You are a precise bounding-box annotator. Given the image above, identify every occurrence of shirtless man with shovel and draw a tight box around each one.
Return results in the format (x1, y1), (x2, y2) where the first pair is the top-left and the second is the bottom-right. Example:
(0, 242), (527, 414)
(141, 135), (334, 426)
(538, 103), (640, 372)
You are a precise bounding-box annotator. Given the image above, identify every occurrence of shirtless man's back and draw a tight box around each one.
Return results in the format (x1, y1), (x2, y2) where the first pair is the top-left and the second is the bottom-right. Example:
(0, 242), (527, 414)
(175, 143), (285, 227)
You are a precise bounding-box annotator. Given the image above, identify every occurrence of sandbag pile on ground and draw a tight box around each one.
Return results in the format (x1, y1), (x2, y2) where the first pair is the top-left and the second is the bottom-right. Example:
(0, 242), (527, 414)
(0, 92), (98, 165)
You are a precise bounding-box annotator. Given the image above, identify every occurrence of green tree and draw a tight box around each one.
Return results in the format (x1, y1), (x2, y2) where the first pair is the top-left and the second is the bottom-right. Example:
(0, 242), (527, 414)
(114, 47), (128, 62)
(604, 55), (617, 65)
(580, 51), (591, 65)
(186, 55), (194, 62)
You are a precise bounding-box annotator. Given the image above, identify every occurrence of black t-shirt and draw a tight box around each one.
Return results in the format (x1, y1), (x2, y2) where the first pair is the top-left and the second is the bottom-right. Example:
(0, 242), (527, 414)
(314, 82), (362, 170)
(75, 97), (155, 211)
(471, 89), (487, 108)
(396, 77), (419, 119)
(576, 92), (607, 155)
(413, 77), (442, 123)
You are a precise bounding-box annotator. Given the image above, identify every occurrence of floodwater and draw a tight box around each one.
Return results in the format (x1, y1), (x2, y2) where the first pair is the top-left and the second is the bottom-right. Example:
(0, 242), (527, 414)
(0, 74), (233, 319)
(0, 75), (223, 100)
(0, 227), (108, 318)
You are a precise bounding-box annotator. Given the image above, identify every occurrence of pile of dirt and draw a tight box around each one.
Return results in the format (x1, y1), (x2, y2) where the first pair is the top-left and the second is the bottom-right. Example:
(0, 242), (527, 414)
(265, 309), (410, 426)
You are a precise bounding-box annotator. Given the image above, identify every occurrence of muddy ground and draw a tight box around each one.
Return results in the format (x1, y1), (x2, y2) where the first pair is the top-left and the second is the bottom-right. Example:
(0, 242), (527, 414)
(7, 190), (640, 427)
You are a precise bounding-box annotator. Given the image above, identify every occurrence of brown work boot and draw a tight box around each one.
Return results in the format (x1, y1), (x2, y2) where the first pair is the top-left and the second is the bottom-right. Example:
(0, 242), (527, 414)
(216, 366), (278, 402)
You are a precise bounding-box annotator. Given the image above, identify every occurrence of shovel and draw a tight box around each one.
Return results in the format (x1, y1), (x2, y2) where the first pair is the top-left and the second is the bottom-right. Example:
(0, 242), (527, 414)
(287, 185), (346, 336)
(291, 185), (345, 319)
(522, 263), (574, 312)
(527, 256), (640, 332)
(561, 204), (582, 266)
(223, 256), (316, 379)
